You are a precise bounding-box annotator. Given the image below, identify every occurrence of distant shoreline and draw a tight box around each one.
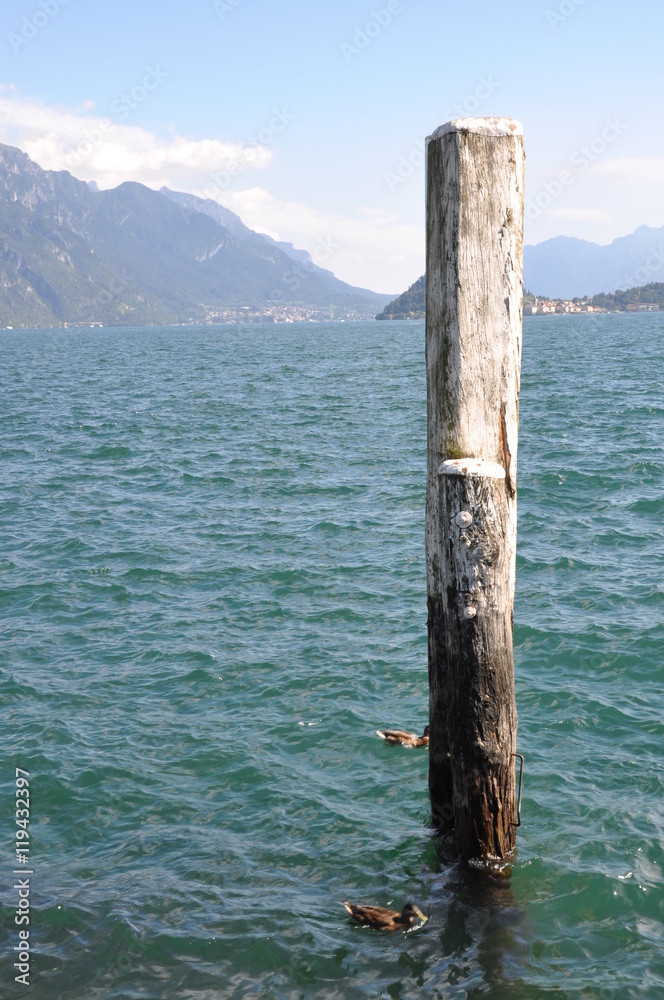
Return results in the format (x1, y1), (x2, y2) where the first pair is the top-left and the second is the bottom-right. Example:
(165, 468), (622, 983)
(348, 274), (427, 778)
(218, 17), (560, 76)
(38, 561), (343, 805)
(3, 311), (663, 334)
(377, 275), (664, 320)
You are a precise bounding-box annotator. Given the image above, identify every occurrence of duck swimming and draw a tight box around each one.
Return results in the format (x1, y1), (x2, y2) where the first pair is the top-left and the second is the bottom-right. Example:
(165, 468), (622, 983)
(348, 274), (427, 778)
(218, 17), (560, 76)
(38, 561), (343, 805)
(376, 725), (429, 748)
(343, 901), (428, 931)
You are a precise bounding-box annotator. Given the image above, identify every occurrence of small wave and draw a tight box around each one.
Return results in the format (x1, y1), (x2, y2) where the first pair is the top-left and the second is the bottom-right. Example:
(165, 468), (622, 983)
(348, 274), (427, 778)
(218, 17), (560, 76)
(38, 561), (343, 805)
(85, 445), (134, 461)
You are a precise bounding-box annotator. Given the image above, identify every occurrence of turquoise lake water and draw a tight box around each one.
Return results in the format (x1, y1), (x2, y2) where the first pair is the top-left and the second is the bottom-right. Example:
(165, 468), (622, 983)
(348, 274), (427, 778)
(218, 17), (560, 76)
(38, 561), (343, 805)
(1, 316), (663, 999)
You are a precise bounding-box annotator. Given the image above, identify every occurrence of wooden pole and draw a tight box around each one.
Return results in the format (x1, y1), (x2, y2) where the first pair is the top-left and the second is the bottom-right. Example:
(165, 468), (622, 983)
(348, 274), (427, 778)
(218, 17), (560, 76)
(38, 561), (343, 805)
(426, 117), (525, 862)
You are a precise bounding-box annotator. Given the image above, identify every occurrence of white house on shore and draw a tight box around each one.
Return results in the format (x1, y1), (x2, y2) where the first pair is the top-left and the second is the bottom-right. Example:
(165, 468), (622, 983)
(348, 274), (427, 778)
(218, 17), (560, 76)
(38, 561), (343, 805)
(525, 298), (604, 315)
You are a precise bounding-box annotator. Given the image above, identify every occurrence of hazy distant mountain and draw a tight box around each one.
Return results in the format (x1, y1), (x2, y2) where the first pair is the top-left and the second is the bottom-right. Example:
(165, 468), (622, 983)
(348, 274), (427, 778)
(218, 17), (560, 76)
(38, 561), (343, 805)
(159, 186), (257, 243)
(524, 226), (664, 299)
(377, 225), (664, 318)
(160, 188), (333, 275)
(0, 143), (391, 328)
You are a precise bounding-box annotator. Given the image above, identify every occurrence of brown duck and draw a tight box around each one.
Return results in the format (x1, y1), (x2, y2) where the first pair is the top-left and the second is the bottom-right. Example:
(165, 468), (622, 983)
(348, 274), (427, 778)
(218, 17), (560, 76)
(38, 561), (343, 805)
(344, 901), (428, 931)
(376, 725), (429, 748)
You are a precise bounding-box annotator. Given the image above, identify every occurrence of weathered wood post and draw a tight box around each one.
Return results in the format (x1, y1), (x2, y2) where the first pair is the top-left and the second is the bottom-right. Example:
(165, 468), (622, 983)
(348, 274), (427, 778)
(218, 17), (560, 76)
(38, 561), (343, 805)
(426, 118), (525, 862)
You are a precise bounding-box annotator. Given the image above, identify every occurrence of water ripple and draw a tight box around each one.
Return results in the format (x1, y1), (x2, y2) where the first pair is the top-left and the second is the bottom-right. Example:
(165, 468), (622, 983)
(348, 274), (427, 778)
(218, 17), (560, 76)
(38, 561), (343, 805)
(0, 316), (662, 998)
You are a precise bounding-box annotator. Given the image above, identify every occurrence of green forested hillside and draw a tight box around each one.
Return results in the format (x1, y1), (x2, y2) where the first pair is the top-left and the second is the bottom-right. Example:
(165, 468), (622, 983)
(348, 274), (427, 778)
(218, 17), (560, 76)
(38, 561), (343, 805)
(375, 275), (425, 319)
(375, 273), (664, 320)
(591, 283), (664, 311)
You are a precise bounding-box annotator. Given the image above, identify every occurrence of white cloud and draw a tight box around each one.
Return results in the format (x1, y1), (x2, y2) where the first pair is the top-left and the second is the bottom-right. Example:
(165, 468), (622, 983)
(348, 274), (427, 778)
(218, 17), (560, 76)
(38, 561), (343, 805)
(0, 92), (272, 190)
(0, 89), (421, 292)
(549, 207), (615, 224)
(590, 157), (664, 187)
(220, 187), (421, 293)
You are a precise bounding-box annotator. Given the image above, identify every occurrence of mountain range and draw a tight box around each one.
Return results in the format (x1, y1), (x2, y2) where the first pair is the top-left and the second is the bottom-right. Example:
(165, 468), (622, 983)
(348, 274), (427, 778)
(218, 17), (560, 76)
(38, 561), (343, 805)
(0, 143), (391, 328)
(3, 139), (661, 328)
(523, 227), (664, 299)
(377, 226), (664, 318)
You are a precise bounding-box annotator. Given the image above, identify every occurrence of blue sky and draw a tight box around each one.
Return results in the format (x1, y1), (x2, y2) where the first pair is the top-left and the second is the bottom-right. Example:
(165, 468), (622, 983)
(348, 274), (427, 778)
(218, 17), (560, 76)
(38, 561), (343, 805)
(1, 0), (663, 293)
